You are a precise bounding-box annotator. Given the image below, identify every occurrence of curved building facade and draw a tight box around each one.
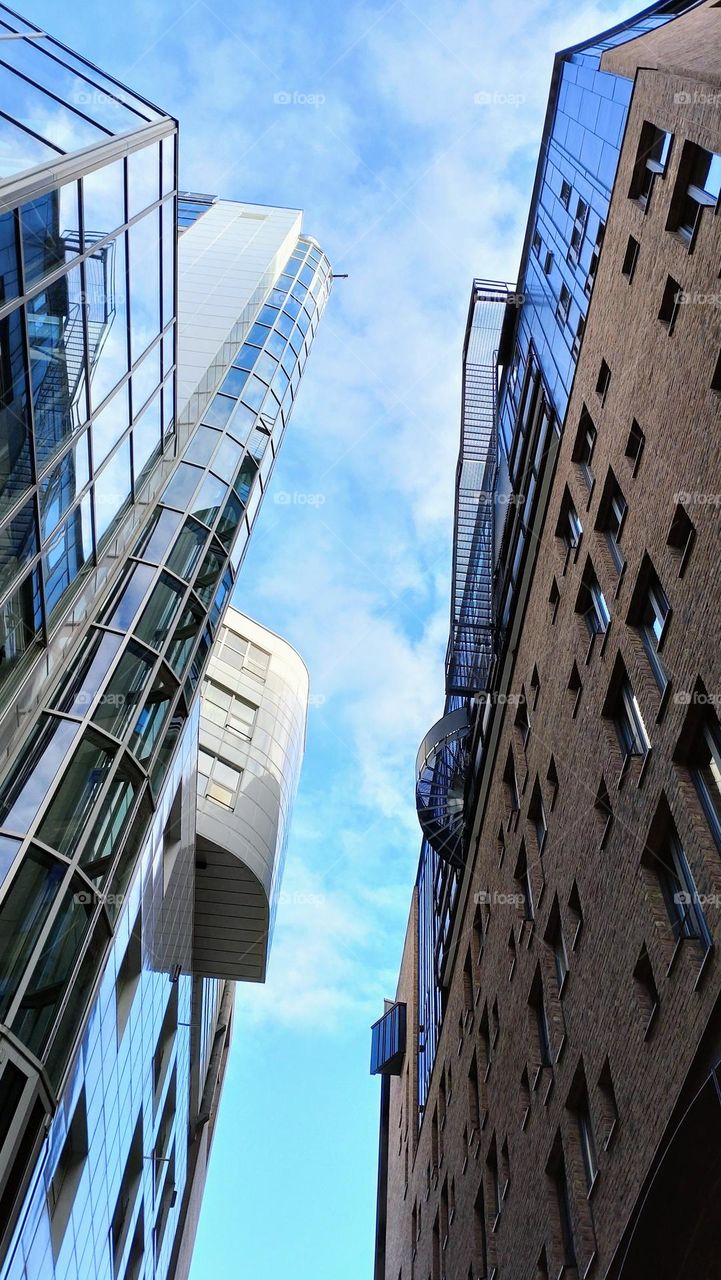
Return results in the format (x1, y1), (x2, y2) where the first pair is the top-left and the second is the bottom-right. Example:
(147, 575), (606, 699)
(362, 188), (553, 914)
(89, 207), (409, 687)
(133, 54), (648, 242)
(194, 607), (309, 983)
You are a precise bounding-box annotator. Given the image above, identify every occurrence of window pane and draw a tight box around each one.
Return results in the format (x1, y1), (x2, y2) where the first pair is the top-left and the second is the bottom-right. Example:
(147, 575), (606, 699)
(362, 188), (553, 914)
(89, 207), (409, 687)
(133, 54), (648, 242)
(21, 184), (80, 289)
(88, 231), (128, 412)
(0, 715), (80, 834)
(44, 919), (109, 1086)
(102, 562), (154, 631)
(37, 733), (116, 856)
(44, 493), (93, 620)
(192, 473), (227, 526)
(82, 159), (125, 240)
(161, 462), (202, 511)
(129, 211), (160, 361)
(54, 628), (124, 717)
(92, 642), (154, 739)
(167, 519), (207, 580)
(184, 425), (220, 467)
(0, 849), (67, 1020)
(0, 310), (32, 517)
(134, 506), (181, 565)
(131, 342), (161, 418)
(27, 265), (88, 469)
(132, 390), (162, 484)
(135, 573), (184, 649)
(0, 499), (37, 600)
(203, 394), (235, 429)
(92, 382), (129, 466)
(0, 209), (20, 304)
(39, 433), (90, 541)
(127, 143), (159, 220)
(12, 886), (96, 1060)
(166, 601), (203, 677)
(81, 767), (139, 878)
(131, 673), (174, 763)
(94, 437), (131, 544)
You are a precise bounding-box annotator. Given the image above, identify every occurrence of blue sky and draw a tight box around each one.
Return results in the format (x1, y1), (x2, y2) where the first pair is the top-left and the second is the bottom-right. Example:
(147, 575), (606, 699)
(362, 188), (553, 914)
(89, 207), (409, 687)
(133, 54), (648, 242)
(26, 0), (634, 1274)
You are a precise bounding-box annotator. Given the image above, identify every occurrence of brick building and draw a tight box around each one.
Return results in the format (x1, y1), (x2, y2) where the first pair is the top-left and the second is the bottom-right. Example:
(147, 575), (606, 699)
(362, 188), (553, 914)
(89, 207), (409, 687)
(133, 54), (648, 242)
(372, 4), (721, 1279)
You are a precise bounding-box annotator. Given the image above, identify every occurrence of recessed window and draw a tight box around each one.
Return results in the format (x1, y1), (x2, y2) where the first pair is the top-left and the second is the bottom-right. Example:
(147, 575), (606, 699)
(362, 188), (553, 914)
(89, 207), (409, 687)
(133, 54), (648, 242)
(48, 1091), (88, 1257)
(543, 250), (554, 275)
(632, 945), (659, 1032)
(529, 779), (548, 854)
(514, 693), (531, 752)
(596, 467), (627, 571)
(643, 801), (710, 945)
(556, 487), (583, 554)
(594, 777), (613, 848)
(530, 967), (552, 1067)
(503, 748), (520, 816)
(514, 842), (534, 922)
(629, 557), (670, 692)
(197, 750), (242, 810)
(712, 349), (721, 393)
(574, 1085), (598, 1192)
(568, 661), (583, 716)
(116, 913), (142, 1041)
(572, 405), (597, 487)
(658, 274), (682, 333)
(549, 577), (560, 623)
(572, 314), (585, 359)
(689, 713), (721, 851)
(625, 419), (645, 475)
(607, 668), (650, 760)
(556, 284), (571, 323)
(667, 503), (695, 575)
(596, 359), (611, 402)
(560, 179), (572, 208)
(622, 234), (640, 281)
(628, 121), (672, 208)
(546, 901), (569, 994)
(204, 679), (258, 739)
(532, 229), (542, 257)
(576, 559), (610, 636)
(585, 220), (605, 295)
(668, 140), (721, 245)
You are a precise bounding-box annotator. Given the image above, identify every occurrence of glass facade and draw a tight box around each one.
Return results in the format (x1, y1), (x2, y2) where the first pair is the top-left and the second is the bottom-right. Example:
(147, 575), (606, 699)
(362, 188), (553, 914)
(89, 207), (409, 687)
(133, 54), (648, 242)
(0, 14), (332, 1272)
(0, 131), (178, 711)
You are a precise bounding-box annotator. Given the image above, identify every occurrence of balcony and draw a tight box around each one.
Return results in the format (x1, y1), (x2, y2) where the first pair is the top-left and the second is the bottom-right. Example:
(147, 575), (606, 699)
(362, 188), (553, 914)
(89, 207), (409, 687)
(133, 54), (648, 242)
(370, 1002), (406, 1076)
(415, 705), (471, 869)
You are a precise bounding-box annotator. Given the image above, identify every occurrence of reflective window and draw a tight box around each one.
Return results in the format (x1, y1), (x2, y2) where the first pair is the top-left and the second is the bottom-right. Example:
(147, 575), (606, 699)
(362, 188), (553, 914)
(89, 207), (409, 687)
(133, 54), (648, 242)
(0, 714), (80, 833)
(44, 917), (109, 1086)
(94, 436), (131, 543)
(127, 142), (159, 219)
(21, 184), (80, 290)
(203, 393), (235, 429)
(82, 159), (125, 241)
(0, 310), (32, 517)
(44, 492), (93, 620)
(0, 848), (67, 1020)
(211, 434), (242, 479)
(161, 133), (176, 198)
(233, 456), (258, 505)
(131, 341), (161, 416)
(216, 492), (244, 548)
(240, 377), (266, 412)
(92, 642), (155, 739)
(192, 472), (227, 526)
(102, 561), (154, 631)
(194, 544), (225, 606)
(27, 265), (87, 468)
(226, 403), (256, 444)
(54, 628), (124, 717)
(219, 367), (248, 399)
(39, 433), (90, 541)
(166, 598), (204, 678)
(161, 461), (202, 511)
(92, 381), (129, 465)
(88, 230), (128, 412)
(161, 196), (175, 326)
(81, 766), (139, 879)
(0, 209), (19, 304)
(0, 564), (42, 693)
(135, 572), (184, 649)
(12, 883), (96, 1059)
(209, 567), (232, 628)
(131, 671), (174, 763)
(132, 391), (162, 483)
(128, 211), (160, 361)
(0, 498), (37, 600)
(167, 518), (207, 580)
(184, 425), (220, 467)
(37, 732), (116, 856)
(134, 506), (181, 564)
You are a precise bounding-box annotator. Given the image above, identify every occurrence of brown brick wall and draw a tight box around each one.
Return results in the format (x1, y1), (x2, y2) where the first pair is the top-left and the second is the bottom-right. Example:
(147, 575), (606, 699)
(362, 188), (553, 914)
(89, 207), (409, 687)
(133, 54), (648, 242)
(380, 42), (721, 1280)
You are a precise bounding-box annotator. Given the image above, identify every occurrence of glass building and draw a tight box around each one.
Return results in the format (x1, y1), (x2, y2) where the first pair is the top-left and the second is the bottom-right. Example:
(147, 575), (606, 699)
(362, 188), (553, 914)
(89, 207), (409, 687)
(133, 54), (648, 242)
(407, 0), (703, 1113)
(0, 8), (331, 1279)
